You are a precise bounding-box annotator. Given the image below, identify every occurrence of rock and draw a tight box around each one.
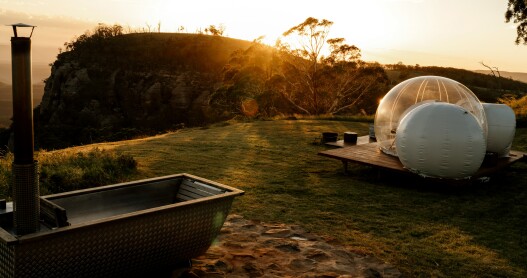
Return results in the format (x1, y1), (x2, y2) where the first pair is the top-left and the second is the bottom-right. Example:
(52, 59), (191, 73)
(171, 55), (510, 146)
(180, 215), (401, 278)
(305, 249), (331, 262)
(276, 242), (301, 253)
(222, 241), (245, 249)
(302, 273), (340, 278)
(266, 263), (281, 271)
(288, 258), (317, 271)
(263, 228), (291, 238)
(213, 259), (231, 272)
(226, 214), (244, 222)
(241, 224), (258, 230)
(363, 268), (382, 278)
(253, 247), (280, 259)
(219, 227), (233, 235)
(231, 252), (257, 260)
(37, 62), (216, 148)
(242, 262), (263, 277)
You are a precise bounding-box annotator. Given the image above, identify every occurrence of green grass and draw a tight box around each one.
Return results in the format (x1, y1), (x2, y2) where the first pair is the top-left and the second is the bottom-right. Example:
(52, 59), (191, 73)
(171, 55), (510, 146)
(1, 119), (526, 277)
(0, 148), (138, 198)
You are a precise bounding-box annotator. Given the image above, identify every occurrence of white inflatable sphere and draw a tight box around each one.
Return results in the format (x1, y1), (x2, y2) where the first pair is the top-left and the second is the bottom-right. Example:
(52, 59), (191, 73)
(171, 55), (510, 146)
(483, 103), (516, 157)
(374, 76), (486, 156)
(395, 102), (486, 179)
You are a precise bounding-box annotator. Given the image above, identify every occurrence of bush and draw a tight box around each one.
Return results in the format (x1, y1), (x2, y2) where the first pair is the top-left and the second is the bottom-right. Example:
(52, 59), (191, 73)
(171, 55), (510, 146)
(499, 94), (527, 127)
(0, 148), (138, 198)
(0, 152), (12, 199)
(0, 128), (10, 154)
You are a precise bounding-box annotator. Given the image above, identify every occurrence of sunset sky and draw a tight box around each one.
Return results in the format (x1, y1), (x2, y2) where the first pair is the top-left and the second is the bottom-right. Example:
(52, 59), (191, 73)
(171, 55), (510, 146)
(0, 0), (525, 73)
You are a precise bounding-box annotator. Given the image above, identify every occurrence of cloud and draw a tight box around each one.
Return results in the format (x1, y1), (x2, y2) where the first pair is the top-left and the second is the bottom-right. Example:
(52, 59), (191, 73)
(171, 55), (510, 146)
(1, 9), (94, 42)
(1, 9), (93, 29)
(0, 9), (95, 65)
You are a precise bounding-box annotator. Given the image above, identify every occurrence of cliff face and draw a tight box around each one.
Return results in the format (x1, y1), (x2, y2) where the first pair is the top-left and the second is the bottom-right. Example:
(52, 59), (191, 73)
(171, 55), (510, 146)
(37, 61), (220, 148)
(36, 33), (251, 149)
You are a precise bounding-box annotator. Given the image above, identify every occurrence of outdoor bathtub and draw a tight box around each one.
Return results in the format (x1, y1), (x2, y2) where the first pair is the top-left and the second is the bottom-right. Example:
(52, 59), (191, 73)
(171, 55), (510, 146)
(0, 173), (244, 277)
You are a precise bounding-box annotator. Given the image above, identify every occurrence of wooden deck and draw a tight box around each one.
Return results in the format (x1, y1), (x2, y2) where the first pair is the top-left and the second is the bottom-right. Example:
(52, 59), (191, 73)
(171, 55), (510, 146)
(318, 142), (527, 179)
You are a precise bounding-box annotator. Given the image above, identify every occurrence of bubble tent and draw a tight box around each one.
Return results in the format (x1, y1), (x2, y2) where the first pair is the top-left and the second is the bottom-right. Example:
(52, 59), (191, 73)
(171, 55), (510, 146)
(318, 75), (527, 182)
(394, 102), (487, 178)
(374, 76), (487, 156)
(483, 103), (516, 157)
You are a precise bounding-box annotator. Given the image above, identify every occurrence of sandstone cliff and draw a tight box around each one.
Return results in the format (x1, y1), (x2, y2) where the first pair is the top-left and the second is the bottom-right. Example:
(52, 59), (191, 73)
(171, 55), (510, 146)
(36, 33), (252, 149)
(38, 62), (215, 147)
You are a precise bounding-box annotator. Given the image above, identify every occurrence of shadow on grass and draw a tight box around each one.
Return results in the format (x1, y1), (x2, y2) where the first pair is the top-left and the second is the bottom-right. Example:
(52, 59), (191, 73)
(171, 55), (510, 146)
(341, 163), (527, 277)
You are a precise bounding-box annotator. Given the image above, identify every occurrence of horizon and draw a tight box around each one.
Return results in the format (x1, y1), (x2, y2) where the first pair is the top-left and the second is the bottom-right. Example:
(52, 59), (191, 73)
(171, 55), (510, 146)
(0, 0), (526, 74)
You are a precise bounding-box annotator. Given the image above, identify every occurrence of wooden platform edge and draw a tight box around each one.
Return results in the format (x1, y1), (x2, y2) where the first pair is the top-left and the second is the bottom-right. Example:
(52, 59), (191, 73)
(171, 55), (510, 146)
(318, 143), (527, 180)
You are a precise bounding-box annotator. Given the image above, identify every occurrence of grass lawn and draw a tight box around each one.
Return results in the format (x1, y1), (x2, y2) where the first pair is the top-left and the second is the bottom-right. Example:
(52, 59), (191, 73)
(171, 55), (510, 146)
(36, 119), (527, 277)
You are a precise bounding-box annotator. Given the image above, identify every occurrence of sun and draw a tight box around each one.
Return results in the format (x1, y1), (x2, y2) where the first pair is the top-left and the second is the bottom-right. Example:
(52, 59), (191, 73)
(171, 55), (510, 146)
(140, 1), (298, 44)
(140, 0), (406, 55)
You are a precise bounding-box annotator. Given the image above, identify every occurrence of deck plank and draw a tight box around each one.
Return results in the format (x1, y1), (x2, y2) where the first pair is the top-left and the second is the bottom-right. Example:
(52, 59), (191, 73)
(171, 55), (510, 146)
(318, 143), (527, 179)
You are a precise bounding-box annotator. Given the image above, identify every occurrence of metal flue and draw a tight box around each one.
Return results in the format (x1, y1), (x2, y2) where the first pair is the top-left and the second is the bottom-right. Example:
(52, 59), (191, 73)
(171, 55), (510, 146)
(9, 23), (40, 235)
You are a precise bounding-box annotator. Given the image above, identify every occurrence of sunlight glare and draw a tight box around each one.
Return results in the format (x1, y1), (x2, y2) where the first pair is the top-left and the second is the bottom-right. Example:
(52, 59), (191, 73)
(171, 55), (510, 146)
(2, 0), (523, 72)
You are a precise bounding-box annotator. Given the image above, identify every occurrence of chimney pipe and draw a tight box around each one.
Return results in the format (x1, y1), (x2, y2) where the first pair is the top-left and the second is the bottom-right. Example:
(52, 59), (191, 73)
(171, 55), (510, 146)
(10, 23), (40, 235)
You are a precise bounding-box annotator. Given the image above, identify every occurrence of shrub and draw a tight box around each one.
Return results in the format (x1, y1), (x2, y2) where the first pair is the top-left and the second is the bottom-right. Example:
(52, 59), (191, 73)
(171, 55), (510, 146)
(0, 152), (12, 199)
(0, 148), (138, 198)
(499, 94), (527, 127)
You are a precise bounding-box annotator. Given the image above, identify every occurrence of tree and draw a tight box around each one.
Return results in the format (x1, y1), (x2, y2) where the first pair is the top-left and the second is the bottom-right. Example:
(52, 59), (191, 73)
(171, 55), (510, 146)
(505, 0), (527, 45)
(479, 61), (501, 78)
(480, 61), (505, 92)
(64, 23), (123, 52)
(210, 41), (282, 117)
(145, 22), (152, 33)
(276, 17), (388, 115)
(277, 17), (332, 114)
(321, 40), (386, 114)
(204, 24), (226, 36)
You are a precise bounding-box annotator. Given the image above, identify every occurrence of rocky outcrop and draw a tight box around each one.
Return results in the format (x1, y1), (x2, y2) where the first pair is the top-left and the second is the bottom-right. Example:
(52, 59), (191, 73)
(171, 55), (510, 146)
(175, 214), (401, 278)
(37, 61), (218, 148)
(34, 32), (259, 149)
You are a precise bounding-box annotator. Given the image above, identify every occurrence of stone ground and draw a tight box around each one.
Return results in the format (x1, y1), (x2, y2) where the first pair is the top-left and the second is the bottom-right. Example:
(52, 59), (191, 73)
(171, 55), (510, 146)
(172, 214), (401, 278)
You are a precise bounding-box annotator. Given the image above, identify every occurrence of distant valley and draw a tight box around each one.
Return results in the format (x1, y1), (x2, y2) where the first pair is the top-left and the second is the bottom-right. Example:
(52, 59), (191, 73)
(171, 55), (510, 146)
(0, 62), (51, 85)
(0, 61), (49, 127)
(473, 70), (527, 83)
(0, 82), (44, 128)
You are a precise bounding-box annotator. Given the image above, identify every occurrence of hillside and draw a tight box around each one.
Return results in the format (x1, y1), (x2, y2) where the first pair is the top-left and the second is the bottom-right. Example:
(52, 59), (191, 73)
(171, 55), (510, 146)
(45, 119), (527, 277)
(385, 65), (527, 103)
(473, 70), (527, 84)
(36, 32), (255, 148)
(58, 32), (253, 71)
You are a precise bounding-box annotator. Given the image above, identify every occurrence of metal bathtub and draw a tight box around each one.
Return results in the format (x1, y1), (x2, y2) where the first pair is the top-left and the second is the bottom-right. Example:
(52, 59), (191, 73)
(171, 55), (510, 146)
(0, 173), (244, 277)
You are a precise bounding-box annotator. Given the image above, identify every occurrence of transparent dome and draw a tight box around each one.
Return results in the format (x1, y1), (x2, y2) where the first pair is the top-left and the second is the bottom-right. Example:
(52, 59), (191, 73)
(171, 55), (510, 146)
(374, 76), (487, 156)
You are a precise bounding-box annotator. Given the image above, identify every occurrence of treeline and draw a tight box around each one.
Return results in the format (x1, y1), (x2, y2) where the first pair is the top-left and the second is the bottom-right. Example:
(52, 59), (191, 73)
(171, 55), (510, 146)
(54, 23), (526, 118)
(211, 18), (392, 117)
(56, 24), (248, 74)
(385, 63), (527, 103)
(55, 22), (391, 118)
(211, 39), (389, 118)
